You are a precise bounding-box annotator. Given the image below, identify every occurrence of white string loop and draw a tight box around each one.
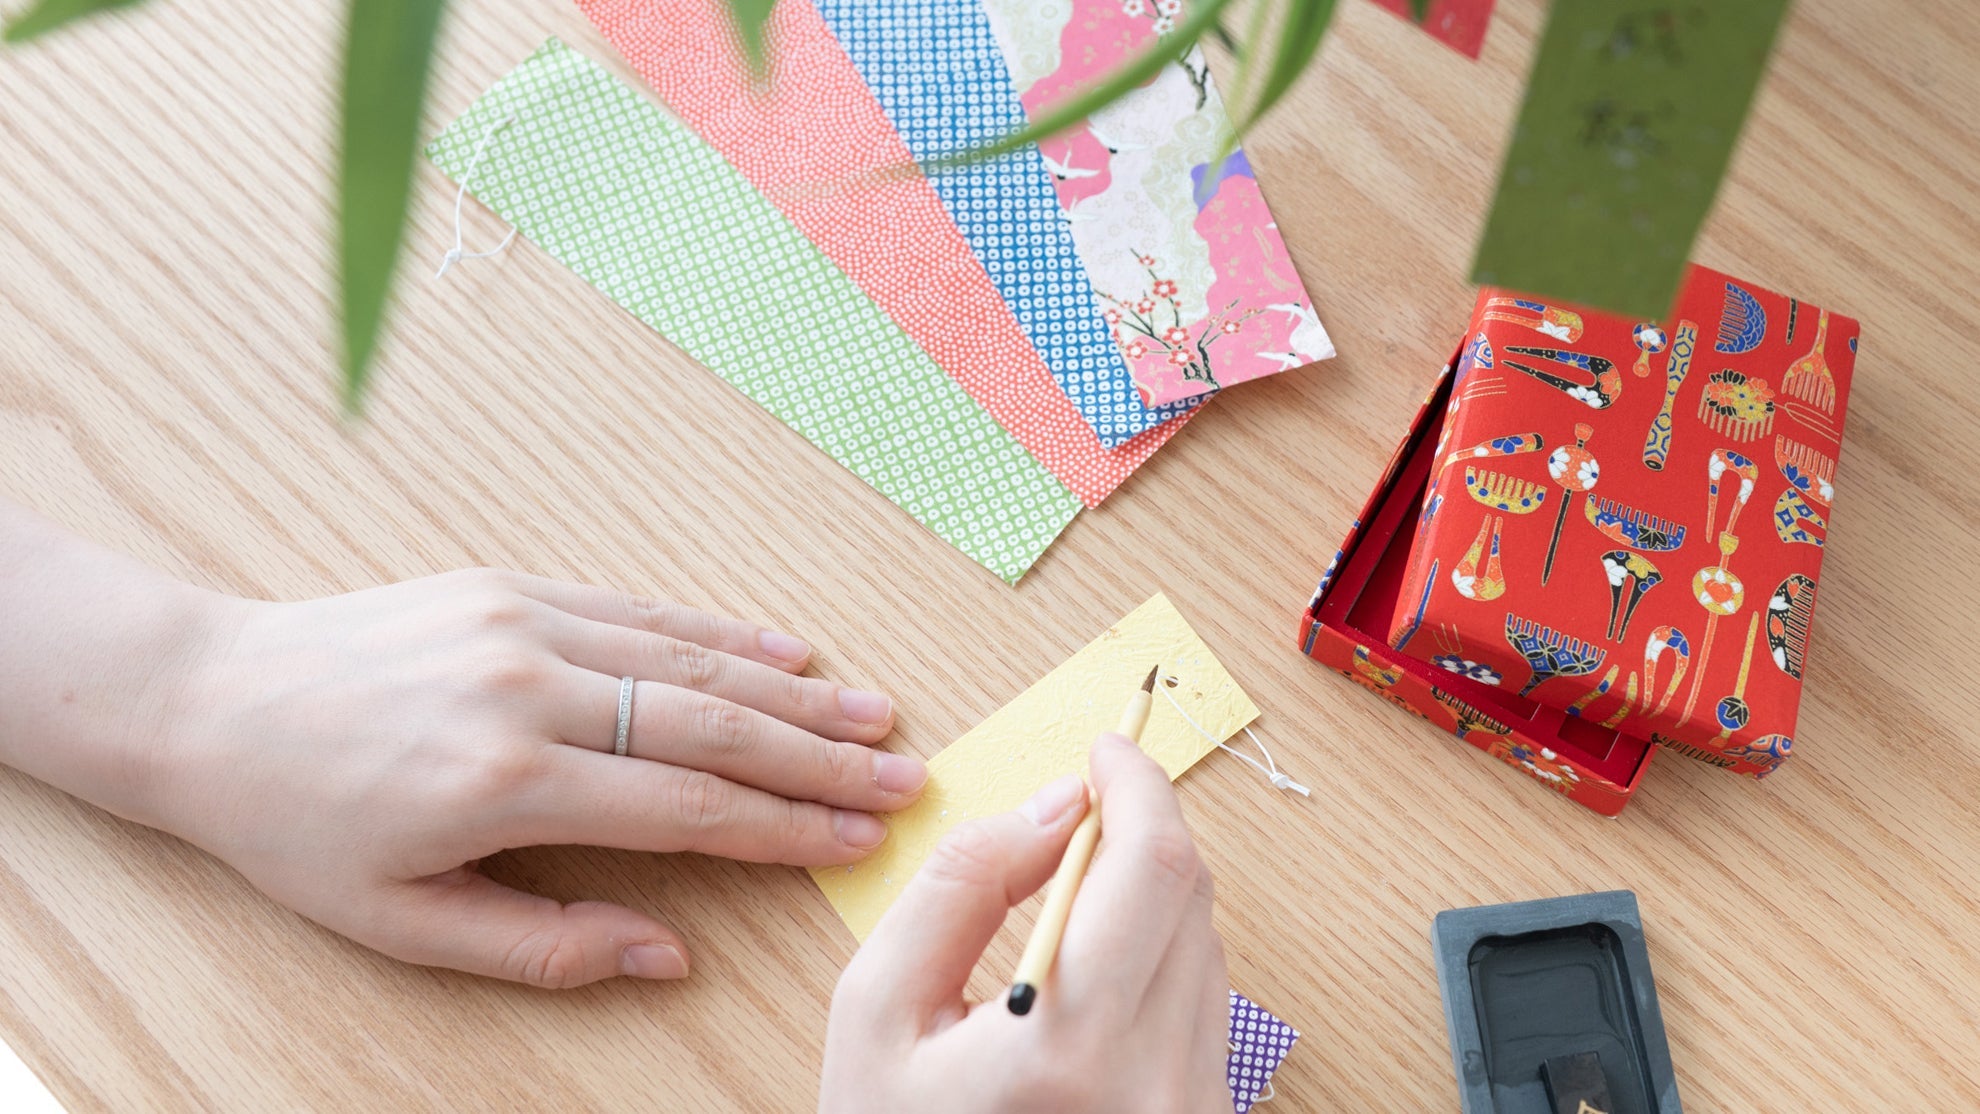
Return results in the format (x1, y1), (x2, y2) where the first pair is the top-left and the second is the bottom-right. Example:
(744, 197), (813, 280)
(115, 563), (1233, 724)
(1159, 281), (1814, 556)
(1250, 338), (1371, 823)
(1157, 675), (1310, 797)
(434, 113), (518, 279)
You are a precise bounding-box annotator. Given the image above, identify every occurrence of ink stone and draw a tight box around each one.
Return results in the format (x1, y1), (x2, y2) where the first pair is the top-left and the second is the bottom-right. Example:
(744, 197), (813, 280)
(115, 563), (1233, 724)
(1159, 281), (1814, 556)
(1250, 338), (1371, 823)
(1432, 891), (1680, 1113)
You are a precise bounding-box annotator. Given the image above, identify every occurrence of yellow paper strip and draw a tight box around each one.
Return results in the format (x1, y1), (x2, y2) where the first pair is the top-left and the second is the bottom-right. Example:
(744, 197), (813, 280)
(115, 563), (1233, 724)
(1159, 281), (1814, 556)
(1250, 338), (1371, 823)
(812, 593), (1260, 941)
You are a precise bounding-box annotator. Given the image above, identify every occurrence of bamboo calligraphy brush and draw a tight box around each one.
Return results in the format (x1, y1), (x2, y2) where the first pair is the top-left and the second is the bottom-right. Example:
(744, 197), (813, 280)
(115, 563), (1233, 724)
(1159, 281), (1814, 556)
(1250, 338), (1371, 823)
(1007, 664), (1158, 1016)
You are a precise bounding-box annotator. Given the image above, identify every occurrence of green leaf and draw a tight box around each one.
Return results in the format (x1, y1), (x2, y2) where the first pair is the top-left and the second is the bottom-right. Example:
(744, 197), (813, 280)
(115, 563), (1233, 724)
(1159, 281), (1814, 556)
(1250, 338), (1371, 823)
(1409, 0), (1429, 23)
(1470, 0), (1792, 318)
(944, 0), (1242, 165)
(1230, 0), (1336, 134)
(1223, 0), (1279, 132)
(338, 0), (445, 412)
(726, 0), (777, 80)
(2, 0), (148, 43)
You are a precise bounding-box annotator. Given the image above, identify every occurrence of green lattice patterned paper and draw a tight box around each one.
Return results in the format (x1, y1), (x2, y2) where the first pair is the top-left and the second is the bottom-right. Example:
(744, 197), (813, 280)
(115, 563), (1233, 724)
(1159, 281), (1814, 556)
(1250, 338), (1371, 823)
(426, 40), (1081, 583)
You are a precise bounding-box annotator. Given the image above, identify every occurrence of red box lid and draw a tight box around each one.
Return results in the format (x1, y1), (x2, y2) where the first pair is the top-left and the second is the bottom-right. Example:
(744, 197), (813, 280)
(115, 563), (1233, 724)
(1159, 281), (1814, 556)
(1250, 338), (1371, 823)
(1385, 265), (1859, 773)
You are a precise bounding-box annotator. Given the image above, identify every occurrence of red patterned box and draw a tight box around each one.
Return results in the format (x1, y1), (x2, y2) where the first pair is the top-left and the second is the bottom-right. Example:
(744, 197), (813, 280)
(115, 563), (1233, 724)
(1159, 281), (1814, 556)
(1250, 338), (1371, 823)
(1299, 266), (1857, 815)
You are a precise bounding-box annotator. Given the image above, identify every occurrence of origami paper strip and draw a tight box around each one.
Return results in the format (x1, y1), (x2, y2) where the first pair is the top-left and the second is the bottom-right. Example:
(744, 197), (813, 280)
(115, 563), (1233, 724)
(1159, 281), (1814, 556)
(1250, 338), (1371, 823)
(811, 0), (1194, 448)
(982, 0), (1335, 407)
(1471, 0), (1792, 318)
(1229, 990), (1300, 1113)
(427, 40), (1080, 583)
(1369, 0), (1496, 59)
(574, 0), (1186, 507)
(810, 592), (1258, 941)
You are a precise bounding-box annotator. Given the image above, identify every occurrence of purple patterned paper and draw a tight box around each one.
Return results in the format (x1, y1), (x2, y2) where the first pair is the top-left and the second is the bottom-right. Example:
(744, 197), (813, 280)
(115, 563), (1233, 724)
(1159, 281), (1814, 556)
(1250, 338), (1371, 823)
(1228, 990), (1299, 1112)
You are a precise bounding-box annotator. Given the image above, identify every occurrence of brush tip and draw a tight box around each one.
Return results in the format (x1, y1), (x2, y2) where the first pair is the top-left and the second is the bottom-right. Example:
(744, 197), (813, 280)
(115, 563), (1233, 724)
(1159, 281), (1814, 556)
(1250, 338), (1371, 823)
(1141, 664), (1160, 693)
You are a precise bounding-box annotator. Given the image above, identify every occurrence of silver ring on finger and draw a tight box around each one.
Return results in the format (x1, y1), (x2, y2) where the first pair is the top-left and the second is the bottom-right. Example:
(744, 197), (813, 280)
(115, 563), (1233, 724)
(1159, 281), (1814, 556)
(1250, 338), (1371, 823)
(615, 676), (635, 757)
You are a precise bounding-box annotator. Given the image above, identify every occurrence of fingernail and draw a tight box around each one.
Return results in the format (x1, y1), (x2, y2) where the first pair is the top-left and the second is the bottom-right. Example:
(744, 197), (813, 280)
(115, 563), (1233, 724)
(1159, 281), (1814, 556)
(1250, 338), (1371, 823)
(872, 751), (928, 795)
(838, 688), (893, 725)
(1020, 774), (1088, 826)
(758, 629), (810, 663)
(620, 943), (687, 980)
(836, 810), (888, 849)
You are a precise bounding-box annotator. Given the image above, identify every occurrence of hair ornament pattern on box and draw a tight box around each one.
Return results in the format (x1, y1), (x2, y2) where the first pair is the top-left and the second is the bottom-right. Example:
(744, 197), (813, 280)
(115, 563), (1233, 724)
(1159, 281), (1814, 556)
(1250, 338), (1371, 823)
(1483, 297), (1583, 342)
(1157, 677), (1310, 798)
(1602, 551), (1663, 641)
(1642, 319), (1698, 470)
(1431, 688), (1514, 743)
(1772, 488), (1827, 547)
(1585, 493), (1687, 553)
(1502, 346), (1622, 410)
(1785, 297), (1800, 344)
(1723, 732), (1792, 777)
(1504, 614), (1607, 699)
(1714, 282), (1768, 354)
(1706, 449), (1758, 543)
(1351, 644), (1405, 692)
(1457, 334), (1496, 407)
(1631, 322), (1668, 377)
(1767, 573), (1817, 678)
(1543, 424), (1600, 584)
(1432, 624), (1504, 685)
(1641, 625), (1691, 717)
(1680, 533), (1747, 726)
(1782, 309), (1837, 413)
(1708, 613), (1764, 749)
(1699, 369), (1777, 441)
(1443, 432), (1543, 471)
(1452, 515), (1508, 601)
(1390, 561), (1437, 653)
(1485, 738), (1582, 796)
(1567, 665), (1619, 716)
(1465, 467), (1548, 514)
(1599, 673), (1639, 730)
(1775, 436), (1836, 507)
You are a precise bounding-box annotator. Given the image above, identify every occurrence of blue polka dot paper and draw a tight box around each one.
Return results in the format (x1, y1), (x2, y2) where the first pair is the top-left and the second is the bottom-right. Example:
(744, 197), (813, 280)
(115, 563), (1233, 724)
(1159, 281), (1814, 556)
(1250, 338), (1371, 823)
(1229, 990), (1299, 1112)
(811, 0), (1198, 448)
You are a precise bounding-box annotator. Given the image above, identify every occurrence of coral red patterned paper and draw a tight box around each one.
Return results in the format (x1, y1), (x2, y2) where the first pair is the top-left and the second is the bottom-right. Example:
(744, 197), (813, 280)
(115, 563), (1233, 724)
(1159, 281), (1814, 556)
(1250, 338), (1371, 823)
(982, 0), (1334, 407)
(1387, 266), (1858, 776)
(1369, 0), (1496, 59)
(576, 0), (1186, 507)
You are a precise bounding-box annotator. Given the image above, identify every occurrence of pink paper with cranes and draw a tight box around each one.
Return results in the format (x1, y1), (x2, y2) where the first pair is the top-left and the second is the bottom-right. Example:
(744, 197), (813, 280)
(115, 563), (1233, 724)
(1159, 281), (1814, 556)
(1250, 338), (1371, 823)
(576, 0), (1185, 507)
(982, 0), (1334, 405)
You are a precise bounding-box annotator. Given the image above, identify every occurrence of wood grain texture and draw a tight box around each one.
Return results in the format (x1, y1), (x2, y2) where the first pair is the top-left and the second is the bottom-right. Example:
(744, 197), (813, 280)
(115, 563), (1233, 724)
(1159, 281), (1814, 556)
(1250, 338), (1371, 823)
(2, 0), (1977, 1108)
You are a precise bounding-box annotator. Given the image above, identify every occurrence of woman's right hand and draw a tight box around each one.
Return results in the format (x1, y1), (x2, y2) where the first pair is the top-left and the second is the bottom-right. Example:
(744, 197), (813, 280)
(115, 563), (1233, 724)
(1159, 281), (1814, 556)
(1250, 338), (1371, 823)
(819, 733), (1231, 1112)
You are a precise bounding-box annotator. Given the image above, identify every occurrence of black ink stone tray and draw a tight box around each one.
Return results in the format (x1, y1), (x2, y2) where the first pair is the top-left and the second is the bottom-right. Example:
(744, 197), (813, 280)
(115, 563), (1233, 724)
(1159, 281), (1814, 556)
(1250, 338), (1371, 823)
(1432, 890), (1681, 1114)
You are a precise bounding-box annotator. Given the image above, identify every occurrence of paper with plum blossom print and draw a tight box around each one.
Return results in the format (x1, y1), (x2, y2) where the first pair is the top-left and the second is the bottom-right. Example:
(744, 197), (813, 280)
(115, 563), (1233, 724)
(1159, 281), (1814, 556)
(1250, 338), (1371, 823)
(983, 0), (1335, 406)
(810, 593), (1257, 942)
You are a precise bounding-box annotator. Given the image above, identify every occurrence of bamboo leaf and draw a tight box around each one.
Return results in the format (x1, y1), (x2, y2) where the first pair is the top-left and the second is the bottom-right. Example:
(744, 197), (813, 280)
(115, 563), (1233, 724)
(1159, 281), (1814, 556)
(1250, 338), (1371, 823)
(1231, 0), (1336, 134)
(1223, 0), (1279, 131)
(945, 0), (1241, 165)
(3, 0), (148, 43)
(726, 0), (776, 79)
(338, 0), (445, 411)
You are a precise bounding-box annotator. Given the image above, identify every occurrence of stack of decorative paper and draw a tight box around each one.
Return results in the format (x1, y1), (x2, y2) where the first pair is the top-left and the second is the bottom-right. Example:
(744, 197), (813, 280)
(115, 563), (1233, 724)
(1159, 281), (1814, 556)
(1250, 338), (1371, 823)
(428, 2), (1332, 582)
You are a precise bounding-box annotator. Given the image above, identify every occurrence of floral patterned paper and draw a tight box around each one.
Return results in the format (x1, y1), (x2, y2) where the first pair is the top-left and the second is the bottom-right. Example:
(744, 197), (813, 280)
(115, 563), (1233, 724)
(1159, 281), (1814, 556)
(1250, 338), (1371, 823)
(983, 0), (1335, 406)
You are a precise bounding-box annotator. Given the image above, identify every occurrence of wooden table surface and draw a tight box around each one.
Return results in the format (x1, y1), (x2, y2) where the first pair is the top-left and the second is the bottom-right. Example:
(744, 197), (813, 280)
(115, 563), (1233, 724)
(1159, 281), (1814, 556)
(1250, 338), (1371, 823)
(4, 0), (1978, 1108)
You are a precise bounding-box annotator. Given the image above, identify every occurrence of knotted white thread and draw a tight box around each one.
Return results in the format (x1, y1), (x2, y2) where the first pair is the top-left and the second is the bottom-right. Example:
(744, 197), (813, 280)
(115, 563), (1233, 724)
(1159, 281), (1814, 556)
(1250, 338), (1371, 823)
(434, 113), (518, 279)
(1159, 676), (1310, 797)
